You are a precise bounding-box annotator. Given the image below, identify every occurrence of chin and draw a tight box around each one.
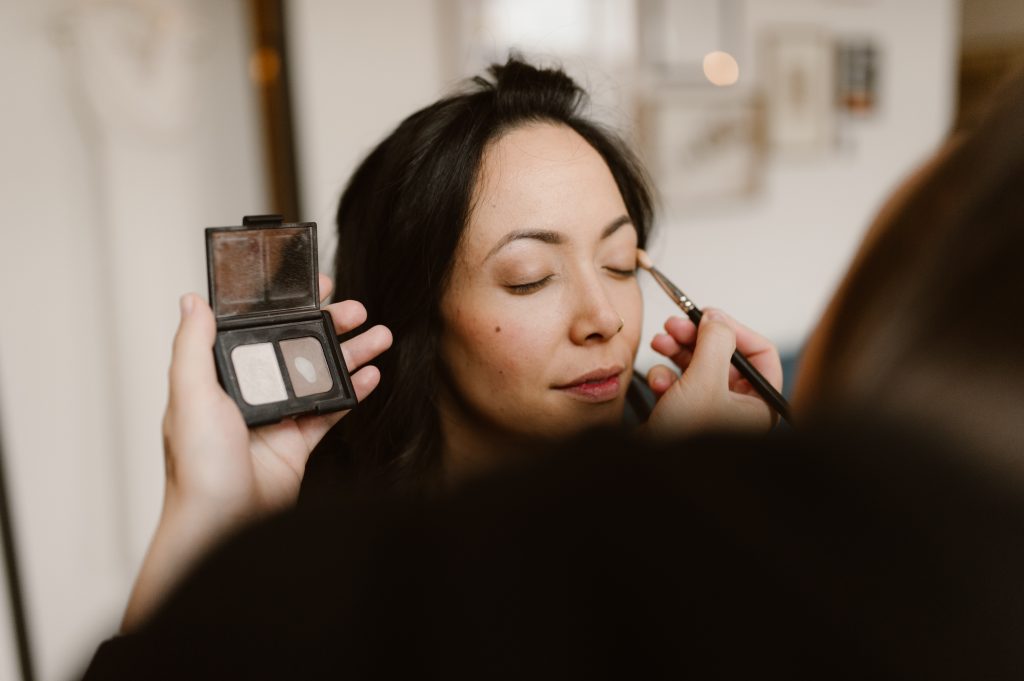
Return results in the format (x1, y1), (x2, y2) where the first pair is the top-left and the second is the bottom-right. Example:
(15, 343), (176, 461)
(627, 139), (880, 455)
(512, 395), (626, 440)
(563, 396), (627, 430)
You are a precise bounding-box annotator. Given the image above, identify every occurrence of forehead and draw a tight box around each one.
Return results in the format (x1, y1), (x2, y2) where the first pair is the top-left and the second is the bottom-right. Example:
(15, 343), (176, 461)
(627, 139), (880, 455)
(466, 122), (630, 250)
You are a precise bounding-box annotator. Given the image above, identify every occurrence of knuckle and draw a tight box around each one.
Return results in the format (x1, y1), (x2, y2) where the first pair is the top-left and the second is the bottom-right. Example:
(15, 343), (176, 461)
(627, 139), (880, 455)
(701, 321), (734, 345)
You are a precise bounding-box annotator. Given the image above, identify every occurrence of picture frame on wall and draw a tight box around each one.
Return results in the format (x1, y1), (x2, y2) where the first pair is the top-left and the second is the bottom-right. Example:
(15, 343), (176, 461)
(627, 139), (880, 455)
(638, 89), (764, 213)
(836, 39), (880, 116)
(761, 27), (835, 156)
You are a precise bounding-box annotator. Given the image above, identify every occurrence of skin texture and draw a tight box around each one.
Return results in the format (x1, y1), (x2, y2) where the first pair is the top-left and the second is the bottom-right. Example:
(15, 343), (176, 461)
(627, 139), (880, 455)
(438, 123), (781, 477)
(439, 123), (644, 474)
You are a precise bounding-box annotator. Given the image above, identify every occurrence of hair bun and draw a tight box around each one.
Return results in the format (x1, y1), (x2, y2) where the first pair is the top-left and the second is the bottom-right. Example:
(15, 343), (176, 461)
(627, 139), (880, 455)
(483, 57), (586, 119)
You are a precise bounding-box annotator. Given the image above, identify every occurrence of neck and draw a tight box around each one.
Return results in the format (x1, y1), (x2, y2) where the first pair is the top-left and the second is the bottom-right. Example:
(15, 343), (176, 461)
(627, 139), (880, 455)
(437, 391), (527, 486)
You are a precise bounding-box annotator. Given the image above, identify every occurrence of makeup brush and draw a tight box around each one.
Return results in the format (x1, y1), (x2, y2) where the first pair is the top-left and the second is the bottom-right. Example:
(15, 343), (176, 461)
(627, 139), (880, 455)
(636, 249), (792, 424)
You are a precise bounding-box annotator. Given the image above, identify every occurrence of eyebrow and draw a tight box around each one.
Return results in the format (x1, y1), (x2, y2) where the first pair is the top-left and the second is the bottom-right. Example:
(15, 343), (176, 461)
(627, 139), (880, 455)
(484, 214), (633, 261)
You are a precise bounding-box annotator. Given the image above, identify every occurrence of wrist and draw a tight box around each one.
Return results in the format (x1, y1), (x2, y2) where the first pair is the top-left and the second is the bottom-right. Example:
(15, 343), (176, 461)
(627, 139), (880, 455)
(120, 486), (259, 633)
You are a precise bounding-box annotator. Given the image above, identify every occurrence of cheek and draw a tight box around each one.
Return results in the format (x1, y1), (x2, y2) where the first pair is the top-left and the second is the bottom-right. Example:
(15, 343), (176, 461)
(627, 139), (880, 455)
(443, 301), (551, 389)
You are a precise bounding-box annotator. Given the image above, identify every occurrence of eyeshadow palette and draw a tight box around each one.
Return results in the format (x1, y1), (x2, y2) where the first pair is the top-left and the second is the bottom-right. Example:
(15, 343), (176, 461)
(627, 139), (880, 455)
(206, 215), (356, 426)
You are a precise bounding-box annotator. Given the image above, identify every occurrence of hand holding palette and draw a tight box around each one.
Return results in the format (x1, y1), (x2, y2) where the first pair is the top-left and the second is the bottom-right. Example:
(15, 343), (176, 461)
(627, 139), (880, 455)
(206, 215), (356, 426)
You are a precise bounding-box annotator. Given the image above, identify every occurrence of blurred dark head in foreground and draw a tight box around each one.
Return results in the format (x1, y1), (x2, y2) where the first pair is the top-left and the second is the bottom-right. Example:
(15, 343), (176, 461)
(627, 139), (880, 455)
(88, 422), (1024, 680)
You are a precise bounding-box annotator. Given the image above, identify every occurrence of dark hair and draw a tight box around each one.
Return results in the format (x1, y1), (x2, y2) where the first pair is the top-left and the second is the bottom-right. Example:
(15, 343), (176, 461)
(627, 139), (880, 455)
(329, 57), (654, 485)
(795, 67), (1024, 457)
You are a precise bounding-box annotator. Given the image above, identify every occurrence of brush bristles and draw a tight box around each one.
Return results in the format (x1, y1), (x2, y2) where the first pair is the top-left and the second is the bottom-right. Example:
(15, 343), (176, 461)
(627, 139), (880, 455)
(636, 248), (653, 271)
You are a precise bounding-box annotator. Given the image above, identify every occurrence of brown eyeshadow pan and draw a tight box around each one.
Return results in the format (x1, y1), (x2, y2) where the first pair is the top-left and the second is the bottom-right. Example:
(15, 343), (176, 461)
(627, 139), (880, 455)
(280, 336), (334, 397)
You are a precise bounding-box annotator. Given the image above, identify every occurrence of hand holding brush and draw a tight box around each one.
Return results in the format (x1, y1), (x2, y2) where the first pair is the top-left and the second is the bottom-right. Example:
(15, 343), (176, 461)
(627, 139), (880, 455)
(637, 249), (792, 428)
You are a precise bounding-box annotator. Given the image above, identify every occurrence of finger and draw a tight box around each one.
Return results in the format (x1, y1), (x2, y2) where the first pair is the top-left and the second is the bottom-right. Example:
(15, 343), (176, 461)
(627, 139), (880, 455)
(323, 300), (368, 336)
(704, 308), (783, 392)
(645, 364), (677, 396)
(663, 315), (698, 345)
(350, 364), (382, 403)
(706, 308), (773, 355)
(318, 274), (334, 303)
(651, 333), (694, 372)
(340, 325), (393, 372)
(730, 378), (755, 396)
(651, 332), (682, 357)
(168, 294), (220, 405)
(681, 309), (736, 393)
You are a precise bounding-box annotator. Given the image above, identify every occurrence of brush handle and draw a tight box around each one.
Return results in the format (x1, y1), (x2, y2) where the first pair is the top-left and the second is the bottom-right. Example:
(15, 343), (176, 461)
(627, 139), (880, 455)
(686, 308), (792, 424)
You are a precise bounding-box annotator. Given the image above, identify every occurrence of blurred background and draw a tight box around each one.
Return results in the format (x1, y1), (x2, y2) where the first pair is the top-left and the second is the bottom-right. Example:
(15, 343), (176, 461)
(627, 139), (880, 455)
(0, 0), (1021, 678)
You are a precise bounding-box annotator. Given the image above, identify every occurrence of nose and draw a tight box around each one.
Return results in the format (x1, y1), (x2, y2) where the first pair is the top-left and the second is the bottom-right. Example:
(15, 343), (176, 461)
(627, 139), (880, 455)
(567, 271), (624, 345)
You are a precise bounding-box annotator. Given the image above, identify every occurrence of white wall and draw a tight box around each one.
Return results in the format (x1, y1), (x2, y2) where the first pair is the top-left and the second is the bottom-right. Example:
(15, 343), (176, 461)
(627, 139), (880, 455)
(287, 0), (449, 271)
(637, 0), (959, 371)
(0, 1), (265, 678)
(291, 0), (959, 372)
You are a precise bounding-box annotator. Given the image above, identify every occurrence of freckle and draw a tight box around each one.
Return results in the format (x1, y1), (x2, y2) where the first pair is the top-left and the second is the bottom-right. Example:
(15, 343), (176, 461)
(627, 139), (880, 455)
(495, 325), (501, 333)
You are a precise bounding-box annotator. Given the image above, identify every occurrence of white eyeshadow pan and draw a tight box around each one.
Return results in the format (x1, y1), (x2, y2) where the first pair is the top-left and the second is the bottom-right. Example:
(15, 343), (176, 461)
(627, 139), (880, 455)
(231, 342), (288, 405)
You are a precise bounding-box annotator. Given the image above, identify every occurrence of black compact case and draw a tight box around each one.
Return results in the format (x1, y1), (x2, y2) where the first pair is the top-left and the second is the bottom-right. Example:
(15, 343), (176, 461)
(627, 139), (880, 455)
(206, 214), (356, 426)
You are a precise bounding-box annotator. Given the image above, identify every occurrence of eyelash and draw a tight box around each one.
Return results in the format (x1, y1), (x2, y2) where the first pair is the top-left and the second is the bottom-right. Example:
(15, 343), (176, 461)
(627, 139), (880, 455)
(507, 276), (553, 294)
(506, 267), (635, 294)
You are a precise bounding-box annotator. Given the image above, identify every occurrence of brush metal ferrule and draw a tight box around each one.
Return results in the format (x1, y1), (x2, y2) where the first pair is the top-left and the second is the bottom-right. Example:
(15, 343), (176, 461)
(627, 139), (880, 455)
(650, 268), (698, 314)
(675, 292), (697, 313)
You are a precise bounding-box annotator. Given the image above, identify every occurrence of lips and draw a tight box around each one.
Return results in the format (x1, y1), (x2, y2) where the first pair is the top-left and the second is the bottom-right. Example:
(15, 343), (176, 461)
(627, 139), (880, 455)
(553, 366), (625, 403)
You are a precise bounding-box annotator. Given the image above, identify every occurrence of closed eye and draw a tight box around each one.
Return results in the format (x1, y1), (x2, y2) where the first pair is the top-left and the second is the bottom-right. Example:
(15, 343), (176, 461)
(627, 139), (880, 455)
(604, 267), (637, 278)
(506, 275), (553, 294)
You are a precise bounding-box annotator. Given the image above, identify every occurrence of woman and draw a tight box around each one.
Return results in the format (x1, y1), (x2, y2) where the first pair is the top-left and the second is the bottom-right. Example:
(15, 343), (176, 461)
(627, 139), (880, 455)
(317, 57), (780, 486)
(120, 58), (781, 630)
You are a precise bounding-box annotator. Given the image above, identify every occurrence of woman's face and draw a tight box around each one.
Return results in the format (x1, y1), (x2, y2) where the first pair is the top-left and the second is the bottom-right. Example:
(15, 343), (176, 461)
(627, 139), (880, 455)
(439, 122), (643, 444)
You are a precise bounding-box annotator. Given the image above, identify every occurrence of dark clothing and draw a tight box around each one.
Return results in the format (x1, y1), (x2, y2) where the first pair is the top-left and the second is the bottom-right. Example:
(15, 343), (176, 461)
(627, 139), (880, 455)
(622, 371), (658, 425)
(297, 373), (656, 506)
(83, 416), (1024, 679)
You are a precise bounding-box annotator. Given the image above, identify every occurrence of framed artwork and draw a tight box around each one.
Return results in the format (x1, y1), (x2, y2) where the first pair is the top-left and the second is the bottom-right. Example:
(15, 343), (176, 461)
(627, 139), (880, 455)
(638, 90), (763, 212)
(836, 39), (880, 116)
(761, 27), (835, 155)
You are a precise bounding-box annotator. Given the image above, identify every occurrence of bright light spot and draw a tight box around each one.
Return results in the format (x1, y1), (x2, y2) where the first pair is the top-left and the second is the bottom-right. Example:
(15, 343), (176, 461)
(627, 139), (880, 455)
(702, 51), (739, 87)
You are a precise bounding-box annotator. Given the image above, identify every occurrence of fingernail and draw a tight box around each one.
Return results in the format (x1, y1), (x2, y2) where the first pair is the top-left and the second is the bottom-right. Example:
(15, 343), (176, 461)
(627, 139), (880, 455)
(180, 294), (194, 318)
(704, 309), (724, 322)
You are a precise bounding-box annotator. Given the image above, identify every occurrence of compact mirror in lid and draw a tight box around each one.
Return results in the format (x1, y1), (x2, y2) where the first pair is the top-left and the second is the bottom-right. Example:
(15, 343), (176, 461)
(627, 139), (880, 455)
(207, 216), (320, 320)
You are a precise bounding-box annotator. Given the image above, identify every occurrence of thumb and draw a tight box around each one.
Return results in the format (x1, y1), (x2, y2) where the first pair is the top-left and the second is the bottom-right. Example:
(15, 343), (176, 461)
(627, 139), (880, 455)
(680, 310), (736, 394)
(646, 364), (677, 396)
(169, 293), (220, 406)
